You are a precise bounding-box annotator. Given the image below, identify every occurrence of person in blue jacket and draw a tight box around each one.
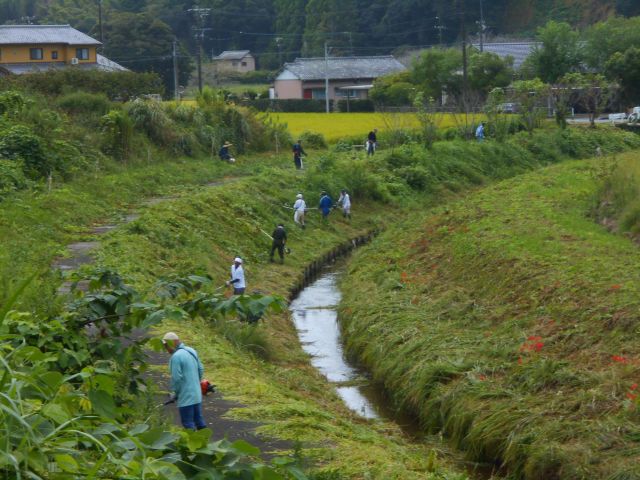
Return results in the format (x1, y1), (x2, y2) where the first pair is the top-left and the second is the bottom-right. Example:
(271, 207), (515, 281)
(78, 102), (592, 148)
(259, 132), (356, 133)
(163, 332), (206, 430)
(319, 191), (333, 220)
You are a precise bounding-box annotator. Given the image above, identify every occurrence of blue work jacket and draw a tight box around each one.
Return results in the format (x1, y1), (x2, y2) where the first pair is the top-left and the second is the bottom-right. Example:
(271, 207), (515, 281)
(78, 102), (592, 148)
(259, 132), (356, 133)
(169, 344), (204, 407)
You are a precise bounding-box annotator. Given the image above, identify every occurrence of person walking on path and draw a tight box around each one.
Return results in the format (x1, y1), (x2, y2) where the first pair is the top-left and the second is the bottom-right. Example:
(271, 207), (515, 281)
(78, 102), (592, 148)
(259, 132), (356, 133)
(293, 193), (306, 228)
(319, 191), (333, 221)
(163, 332), (207, 431)
(338, 189), (351, 219)
(219, 141), (235, 162)
(269, 224), (288, 264)
(226, 257), (245, 294)
(475, 122), (485, 142)
(292, 139), (306, 170)
(366, 129), (378, 156)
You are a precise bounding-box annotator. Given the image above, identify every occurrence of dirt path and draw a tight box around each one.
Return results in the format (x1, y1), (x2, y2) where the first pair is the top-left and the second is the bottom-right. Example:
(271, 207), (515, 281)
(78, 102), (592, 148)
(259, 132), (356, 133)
(52, 177), (293, 457)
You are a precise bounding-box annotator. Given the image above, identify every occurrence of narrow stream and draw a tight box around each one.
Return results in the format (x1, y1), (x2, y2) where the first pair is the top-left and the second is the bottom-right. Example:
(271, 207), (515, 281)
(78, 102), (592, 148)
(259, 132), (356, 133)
(289, 263), (381, 419)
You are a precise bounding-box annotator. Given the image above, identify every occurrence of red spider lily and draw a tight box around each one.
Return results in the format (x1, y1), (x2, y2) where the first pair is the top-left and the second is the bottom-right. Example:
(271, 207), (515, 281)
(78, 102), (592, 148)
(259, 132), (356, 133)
(533, 342), (544, 352)
(612, 355), (628, 364)
(626, 392), (637, 400)
(631, 383), (638, 391)
(518, 357), (523, 365)
(610, 284), (622, 291)
(527, 335), (542, 341)
(478, 374), (487, 381)
(400, 271), (408, 281)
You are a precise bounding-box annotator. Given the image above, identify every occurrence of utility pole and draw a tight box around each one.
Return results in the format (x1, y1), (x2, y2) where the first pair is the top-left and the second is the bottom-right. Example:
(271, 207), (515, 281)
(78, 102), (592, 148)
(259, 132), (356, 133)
(188, 5), (211, 93)
(173, 39), (179, 101)
(434, 16), (445, 45)
(478, 0), (486, 52)
(460, 0), (469, 115)
(98, 0), (104, 46)
(324, 41), (330, 114)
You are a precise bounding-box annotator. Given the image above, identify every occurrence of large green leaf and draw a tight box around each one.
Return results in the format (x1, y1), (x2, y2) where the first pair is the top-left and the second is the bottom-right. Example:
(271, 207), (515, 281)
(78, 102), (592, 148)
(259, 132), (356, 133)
(41, 402), (71, 424)
(88, 389), (117, 420)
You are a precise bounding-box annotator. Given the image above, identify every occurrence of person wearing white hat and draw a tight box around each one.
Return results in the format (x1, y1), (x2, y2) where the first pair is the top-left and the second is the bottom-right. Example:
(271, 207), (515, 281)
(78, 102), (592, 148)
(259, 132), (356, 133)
(293, 193), (306, 228)
(226, 257), (245, 294)
(162, 332), (206, 430)
(218, 141), (235, 163)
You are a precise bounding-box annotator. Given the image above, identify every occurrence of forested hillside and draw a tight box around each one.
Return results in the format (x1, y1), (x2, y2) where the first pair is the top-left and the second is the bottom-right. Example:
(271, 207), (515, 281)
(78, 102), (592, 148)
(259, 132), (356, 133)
(2, 0), (639, 73)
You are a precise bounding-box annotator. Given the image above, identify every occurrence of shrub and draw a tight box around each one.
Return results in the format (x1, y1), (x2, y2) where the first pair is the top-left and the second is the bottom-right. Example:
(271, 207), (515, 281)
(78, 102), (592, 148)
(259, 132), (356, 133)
(335, 99), (375, 112)
(299, 130), (327, 149)
(126, 99), (174, 146)
(0, 90), (27, 116)
(57, 91), (111, 117)
(101, 109), (134, 161)
(0, 158), (28, 196)
(0, 125), (50, 179)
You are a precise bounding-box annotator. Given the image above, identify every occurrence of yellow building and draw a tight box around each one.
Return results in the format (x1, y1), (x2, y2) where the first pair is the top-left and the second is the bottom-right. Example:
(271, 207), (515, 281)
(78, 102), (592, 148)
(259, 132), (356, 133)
(0, 24), (126, 75)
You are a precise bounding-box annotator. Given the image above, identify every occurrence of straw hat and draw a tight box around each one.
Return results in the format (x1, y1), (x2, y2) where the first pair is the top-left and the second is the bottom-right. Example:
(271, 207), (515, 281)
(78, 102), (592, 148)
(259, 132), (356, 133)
(223, 141), (233, 147)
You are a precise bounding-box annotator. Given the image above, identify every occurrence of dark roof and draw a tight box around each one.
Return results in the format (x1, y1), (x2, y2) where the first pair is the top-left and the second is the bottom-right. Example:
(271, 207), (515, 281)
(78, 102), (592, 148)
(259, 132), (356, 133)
(471, 42), (540, 69)
(213, 50), (252, 60)
(277, 56), (406, 81)
(0, 55), (127, 75)
(0, 25), (101, 45)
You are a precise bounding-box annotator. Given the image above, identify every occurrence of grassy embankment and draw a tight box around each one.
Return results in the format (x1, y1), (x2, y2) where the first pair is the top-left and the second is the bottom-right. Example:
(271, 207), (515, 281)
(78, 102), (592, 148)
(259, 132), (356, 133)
(340, 150), (640, 478)
(85, 128), (640, 478)
(0, 153), (264, 312)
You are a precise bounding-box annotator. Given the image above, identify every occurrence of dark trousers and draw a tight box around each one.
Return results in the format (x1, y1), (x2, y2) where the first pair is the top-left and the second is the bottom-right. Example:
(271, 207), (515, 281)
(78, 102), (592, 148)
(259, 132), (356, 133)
(179, 402), (206, 430)
(270, 243), (285, 260)
(233, 287), (245, 295)
(294, 155), (302, 169)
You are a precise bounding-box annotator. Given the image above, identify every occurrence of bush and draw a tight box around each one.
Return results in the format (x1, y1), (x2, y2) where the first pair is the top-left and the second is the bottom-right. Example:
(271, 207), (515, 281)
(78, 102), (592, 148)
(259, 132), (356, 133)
(335, 99), (375, 112)
(0, 125), (49, 179)
(0, 158), (28, 196)
(101, 110), (134, 161)
(57, 91), (111, 117)
(244, 99), (334, 112)
(0, 90), (27, 116)
(299, 130), (327, 148)
(0, 69), (164, 100)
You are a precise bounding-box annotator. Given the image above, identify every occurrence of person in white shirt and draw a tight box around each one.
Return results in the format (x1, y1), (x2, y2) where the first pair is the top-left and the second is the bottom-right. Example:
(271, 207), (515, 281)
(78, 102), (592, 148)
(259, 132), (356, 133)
(226, 257), (245, 294)
(293, 193), (307, 229)
(338, 189), (351, 219)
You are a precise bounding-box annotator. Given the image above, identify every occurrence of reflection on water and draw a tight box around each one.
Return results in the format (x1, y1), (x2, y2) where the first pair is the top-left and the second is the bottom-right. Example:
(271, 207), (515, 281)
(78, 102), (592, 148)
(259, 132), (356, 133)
(290, 271), (379, 419)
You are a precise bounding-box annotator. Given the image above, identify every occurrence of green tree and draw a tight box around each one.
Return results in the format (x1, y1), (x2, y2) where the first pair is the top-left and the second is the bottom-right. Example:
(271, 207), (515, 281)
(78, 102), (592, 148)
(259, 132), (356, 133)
(411, 48), (462, 105)
(511, 78), (549, 134)
(468, 49), (514, 98)
(524, 20), (583, 83)
(102, 12), (192, 96)
(605, 47), (640, 106)
(584, 16), (640, 70)
(562, 73), (615, 127)
(303, 0), (358, 55)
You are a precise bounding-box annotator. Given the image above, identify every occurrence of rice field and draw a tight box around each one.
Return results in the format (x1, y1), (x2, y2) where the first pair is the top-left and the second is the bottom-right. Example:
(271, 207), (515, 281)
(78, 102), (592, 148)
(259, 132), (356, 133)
(268, 112), (487, 142)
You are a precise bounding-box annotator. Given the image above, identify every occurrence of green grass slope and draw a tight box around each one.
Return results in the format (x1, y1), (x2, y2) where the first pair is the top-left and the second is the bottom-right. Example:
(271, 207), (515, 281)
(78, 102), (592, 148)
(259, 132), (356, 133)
(340, 151), (640, 479)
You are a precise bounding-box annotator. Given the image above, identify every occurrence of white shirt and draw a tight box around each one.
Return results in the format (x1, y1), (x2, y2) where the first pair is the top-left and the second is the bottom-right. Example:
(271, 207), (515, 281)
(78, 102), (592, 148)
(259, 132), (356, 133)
(339, 193), (351, 209)
(230, 265), (245, 289)
(293, 199), (306, 211)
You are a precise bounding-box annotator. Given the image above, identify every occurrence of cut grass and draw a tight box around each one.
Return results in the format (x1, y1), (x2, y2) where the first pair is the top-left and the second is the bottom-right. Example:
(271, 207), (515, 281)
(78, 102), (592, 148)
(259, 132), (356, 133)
(340, 150), (640, 479)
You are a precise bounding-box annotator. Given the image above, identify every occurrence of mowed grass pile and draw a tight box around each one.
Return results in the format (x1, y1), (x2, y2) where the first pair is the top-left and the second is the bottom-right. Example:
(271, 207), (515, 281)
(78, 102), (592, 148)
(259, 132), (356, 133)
(340, 151), (640, 479)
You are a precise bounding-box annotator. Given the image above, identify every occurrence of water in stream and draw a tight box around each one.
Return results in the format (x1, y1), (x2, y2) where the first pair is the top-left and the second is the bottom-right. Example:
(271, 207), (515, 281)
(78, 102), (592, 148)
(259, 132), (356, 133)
(289, 266), (380, 419)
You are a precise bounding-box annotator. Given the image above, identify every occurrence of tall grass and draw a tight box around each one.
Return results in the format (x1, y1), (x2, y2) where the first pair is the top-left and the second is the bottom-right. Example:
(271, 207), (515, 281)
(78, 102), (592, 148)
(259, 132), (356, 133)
(340, 151), (640, 478)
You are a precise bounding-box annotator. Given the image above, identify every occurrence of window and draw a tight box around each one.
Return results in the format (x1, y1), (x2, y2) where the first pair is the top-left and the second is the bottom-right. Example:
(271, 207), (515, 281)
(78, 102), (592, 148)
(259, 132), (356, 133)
(335, 88), (358, 98)
(232, 61), (239, 67)
(75, 48), (89, 60)
(311, 89), (326, 100)
(241, 61), (247, 67)
(51, 51), (58, 60)
(30, 48), (43, 60)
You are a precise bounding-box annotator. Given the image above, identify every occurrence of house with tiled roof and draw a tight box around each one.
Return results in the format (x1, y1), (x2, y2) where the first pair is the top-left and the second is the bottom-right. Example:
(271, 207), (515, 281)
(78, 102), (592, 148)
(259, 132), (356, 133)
(471, 42), (541, 70)
(274, 56), (406, 100)
(212, 50), (255, 73)
(0, 24), (127, 76)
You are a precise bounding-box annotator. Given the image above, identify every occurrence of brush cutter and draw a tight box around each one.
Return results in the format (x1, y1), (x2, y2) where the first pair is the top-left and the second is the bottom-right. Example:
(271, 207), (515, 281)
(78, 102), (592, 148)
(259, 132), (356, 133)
(259, 228), (291, 254)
